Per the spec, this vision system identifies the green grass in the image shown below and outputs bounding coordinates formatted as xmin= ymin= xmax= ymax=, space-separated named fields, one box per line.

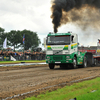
xmin=0 ymin=60 xmax=46 ymax=64
xmin=77 ymin=89 xmax=100 ymax=100
xmin=25 ymin=77 xmax=100 ymax=100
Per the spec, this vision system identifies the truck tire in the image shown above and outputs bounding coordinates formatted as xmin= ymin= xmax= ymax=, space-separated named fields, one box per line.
xmin=82 ymin=56 xmax=87 ymax=68
xmin=71 ymin=57 xmax=77 ymax=69
xmin=49 ymin=64 xmax=55 ymax=69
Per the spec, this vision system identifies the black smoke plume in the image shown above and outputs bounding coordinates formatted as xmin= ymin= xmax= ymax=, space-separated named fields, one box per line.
xmin=51 ymin=0 xmax=100 ymax=33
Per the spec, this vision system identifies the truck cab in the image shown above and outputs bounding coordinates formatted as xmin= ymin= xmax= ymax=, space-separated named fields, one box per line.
xmin=46 ymin=32 xmax=84 ymax=69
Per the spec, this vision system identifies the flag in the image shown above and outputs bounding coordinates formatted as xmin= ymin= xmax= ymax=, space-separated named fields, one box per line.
xmin=23 ymin=34 xmax=25 ymax=44
xmin=3 ymin=38 xmax=7 ymax=49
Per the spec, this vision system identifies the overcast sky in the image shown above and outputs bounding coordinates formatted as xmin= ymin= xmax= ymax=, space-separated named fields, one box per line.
xmin=0 ymin=0 xmax=99 ymax=49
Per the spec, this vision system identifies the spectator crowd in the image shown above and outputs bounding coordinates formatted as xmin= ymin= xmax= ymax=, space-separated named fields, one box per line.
xmin=0 ymin=49 xmax=46 ymax=61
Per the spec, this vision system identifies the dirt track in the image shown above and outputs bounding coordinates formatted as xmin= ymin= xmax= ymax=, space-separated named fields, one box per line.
xmin=0 ymin=65 xmax=100 ymax=100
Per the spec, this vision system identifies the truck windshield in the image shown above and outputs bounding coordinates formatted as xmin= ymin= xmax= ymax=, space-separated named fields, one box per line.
xmin=46 ymin=35 xmax=70 ymax=45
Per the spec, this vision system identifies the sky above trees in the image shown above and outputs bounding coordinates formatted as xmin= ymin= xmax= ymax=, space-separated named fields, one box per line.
xmin=0 ymin=0 xmax=100 ymax=47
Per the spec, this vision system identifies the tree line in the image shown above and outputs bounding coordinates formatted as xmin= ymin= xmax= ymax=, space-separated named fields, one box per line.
xmin=0 ymin=27 xmax=41 ymax=51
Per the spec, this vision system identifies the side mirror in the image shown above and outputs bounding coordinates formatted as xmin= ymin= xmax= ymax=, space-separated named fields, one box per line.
xmin=73 ymin=34 xmax=78 ymax=43
xmin=78 ymin=43 xmax=80 ymax=45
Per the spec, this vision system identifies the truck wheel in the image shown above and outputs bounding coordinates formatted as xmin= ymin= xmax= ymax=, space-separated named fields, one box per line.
xmin=82 ymin=56 xmax=87 ymax=68
xmin=49 ymin=64 xmax=55 ymax=69
xmin=71 ymin=57 xmax=77 ymax=69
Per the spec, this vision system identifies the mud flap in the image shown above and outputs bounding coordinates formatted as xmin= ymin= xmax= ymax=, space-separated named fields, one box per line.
xmin=86 ymin=52 xmax=94 ymax=67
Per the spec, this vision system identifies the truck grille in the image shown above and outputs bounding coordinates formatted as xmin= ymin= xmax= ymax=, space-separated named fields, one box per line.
xmin=53 ymin=56 xmax=63 ymax=61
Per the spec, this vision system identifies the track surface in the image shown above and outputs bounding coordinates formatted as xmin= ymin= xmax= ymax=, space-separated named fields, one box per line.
xmin=0 ymin=65 xmax=100 ymax=100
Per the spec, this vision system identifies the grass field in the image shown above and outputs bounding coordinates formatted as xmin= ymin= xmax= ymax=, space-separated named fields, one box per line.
xmin=0 ymin=60 xmax=46 ymax=64
xmin=25 ymin=77 xmax=100 ymax=100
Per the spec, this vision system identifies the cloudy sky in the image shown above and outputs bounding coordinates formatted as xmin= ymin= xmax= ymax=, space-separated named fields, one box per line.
xmin=0 ymin=0 xmax=99 ymax=49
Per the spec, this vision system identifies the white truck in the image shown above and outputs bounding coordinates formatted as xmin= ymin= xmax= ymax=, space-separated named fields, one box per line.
xmin=45 ymin=32 xmax=96 ymax=69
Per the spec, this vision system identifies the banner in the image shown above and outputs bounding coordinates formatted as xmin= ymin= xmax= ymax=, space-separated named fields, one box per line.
xmin=11 ymin=56 xmax=16 ymax=61
xmin=3 ymin=38 xmax=7 ymax=49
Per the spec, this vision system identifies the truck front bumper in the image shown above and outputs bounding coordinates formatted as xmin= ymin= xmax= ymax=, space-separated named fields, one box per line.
xmin=46 ymin=55 xmax=73 ymax=64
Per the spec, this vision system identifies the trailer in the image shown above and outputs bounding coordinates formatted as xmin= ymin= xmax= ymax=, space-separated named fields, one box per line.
xmin=79 ymin=40 xmax=100 ymax=66
xmin=45 ymin=32 xmax=96 ymax=69
xmin=93 ymin=39 xmax=100 ymax=65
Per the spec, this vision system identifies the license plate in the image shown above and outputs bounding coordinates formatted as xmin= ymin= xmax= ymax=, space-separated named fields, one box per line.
xmin=55 ymin=62 xmax=61 ymax=63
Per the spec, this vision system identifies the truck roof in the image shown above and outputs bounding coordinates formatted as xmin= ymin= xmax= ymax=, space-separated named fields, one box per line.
xmin=48 ymin=33 xmax=71 ymax=36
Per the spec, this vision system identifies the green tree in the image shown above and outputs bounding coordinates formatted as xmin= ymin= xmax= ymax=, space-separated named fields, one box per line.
xmin=7 ymin=30 xmax=22 ymax=51
xmin=0 ymin=27 xmax=7 ymax=49
xmin=21 ymin=29 xmax=41 ymax=50
xmin=7 ymin=29 xmax=41 ymax=51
